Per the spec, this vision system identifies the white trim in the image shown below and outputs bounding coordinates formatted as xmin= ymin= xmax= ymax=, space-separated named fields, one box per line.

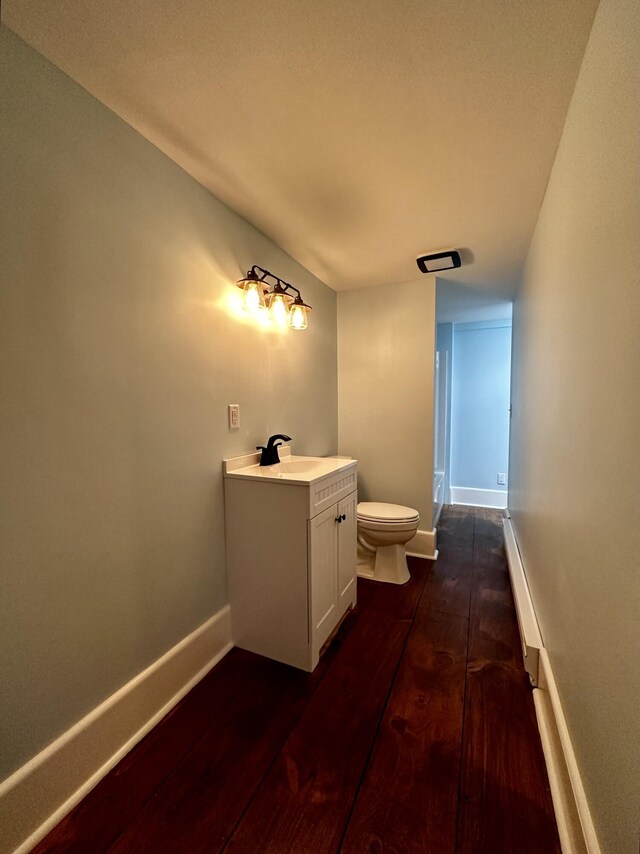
xmin=534 ymin=650 xmax=601 ymax=854
xmin=450 ymin=486 xmax=507 ymax=509
xmin=502 ymin=521 xmax=601 ymax=854
xmin=405 ymin=527 xmax=438 ymax=561
xmin=0 ymin=606 xmax=233 ymax=854
xmin=502 ymin=517 xmax=543 ymax=685
xmin=433 ymin=470 xmax=445 ymax=528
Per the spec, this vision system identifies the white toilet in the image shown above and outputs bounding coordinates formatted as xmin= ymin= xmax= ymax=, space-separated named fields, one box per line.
xmin=357 ymin=501 xmax=420 ymax=585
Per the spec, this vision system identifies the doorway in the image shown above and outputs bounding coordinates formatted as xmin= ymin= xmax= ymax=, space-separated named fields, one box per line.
xmin=435 ymin=318 xmax=512 ymax=511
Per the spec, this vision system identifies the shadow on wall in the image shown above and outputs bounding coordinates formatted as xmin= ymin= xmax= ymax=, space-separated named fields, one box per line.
xmin=436 ymin=279 xmax=513 ymax=325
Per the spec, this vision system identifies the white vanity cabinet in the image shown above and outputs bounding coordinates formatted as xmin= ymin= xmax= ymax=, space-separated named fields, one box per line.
xmin=223 ymin=451 xmax=357 ymax=672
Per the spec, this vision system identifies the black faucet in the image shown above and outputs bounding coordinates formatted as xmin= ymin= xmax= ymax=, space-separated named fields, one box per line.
xmin=256 ymin=434 xmax=292 ymax=466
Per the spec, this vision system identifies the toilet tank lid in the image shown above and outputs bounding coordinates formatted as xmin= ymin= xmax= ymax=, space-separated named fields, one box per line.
xmin=357 ymin=502 xmax=420 ymax=522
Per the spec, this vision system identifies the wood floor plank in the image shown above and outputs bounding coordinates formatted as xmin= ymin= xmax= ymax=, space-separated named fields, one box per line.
xmin=419 ymin=558 xmax=472 ymax=619
xmin=437 ymin=508 xmax=476 ymax=564
xmin=438 ymin=505 xmax=476 ymax=538
xmin=107 ymin=607 xmax=360 ymax=854
xmin=108 ymin=663 xmax=314 ymax=854
xmin=456 ymin=662 xmax=560 ymax=854
xmin=224 ymin=568 xmax=429 ymax=854
xmin=32 ymin=647 xmax=261 ymax=854
xmin=467 ymin=569 xmax=521 ymax=670
xmin=472 ymin=514 xmax=506 ymax=568
xmin=341 ymin=607 xmax=468 ymax=854
xmin=356 ymin=555 xmax=431 ymax=619
xmin=457 ymin=507 xmax=560 ymax=853
xmin=224 ymin=615 xmax=409 ymax=853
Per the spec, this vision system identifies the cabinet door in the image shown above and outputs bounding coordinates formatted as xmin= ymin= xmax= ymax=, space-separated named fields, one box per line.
xmin=309 ymin=504 xmax=338 ymax=651
xmin=337 ymin=492 xmax=357 ymax=609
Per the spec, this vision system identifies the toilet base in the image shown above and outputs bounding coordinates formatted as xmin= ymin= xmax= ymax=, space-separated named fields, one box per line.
xmin=357 ymin=543 xmax=410 ymax=585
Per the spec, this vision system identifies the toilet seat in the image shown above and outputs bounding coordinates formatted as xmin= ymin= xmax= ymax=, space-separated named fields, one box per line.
xmin=357 ymin=501 xmax=419 ymax=524
xmin=358 ymin=517 xmax=419 ymax=535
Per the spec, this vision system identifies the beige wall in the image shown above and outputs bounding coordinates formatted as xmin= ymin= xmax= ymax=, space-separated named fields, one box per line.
xmin=0 ymin=29 xmax=338 ymax=780
xmin=337 ymin=279 xmax=436 ymax=528
xmin=508 ymin=1 xmax=640 ymax=851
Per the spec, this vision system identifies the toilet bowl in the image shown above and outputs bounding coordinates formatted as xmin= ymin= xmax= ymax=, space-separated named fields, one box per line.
xmin=357 ymin=502 xmax=420 ymax=585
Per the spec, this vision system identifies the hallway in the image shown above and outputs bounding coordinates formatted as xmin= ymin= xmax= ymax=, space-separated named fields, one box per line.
xmin=36 ymin=506 xmax=559 ymax=853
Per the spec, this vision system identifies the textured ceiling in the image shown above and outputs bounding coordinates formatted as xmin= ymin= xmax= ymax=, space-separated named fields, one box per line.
xmin=5 ymin=0 xmax=597 ymax=294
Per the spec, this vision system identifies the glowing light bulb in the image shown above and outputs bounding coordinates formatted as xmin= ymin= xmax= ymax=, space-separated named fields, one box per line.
xmin=289 ymin=302 xmax=309 ymax=330
xmin=290 ymin=305 xmax=304 ymax=329
xmin=270 ymin=293 xmax=289 ymax=326
xmin=243 ymin=281 xmax=261 ymax=313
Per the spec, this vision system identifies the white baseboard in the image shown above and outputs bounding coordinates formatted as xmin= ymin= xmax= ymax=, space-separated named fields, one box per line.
xmin=502 ymin=517 xmax=543 ymax=686
xmin=405 ymin=527 xmax=438 ymax=561
xmin=502 ymin=520 xmax=601 ymax=854
xmin=0 ymin=605 xmax=233 ymax=854
xmin=534 ymin=650 xmax=601 ymax=854
xmin=450 ymin=486 xmax=507 ymax=509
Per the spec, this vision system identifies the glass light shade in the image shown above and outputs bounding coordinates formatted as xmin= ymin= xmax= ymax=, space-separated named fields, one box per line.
xmin=268 ymin=292 xmax=290 ymax=326
xmin=237 ymin=277 xmax=267 ymax=313
xmin=289 ymin=302 xmax=310 ymax=330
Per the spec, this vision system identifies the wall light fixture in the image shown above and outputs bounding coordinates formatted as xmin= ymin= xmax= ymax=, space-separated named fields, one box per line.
xmin=235 ymin=266 xmax=312 ymax=330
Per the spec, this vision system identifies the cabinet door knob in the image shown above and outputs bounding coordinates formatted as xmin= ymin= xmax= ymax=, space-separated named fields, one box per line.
xmin=341 ymin=514 xmax=346 ymax=521
xmin=335 ymin=516 xmax=342 ymax=523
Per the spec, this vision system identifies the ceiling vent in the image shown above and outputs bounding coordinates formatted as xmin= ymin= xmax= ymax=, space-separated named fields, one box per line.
xmin=416 ymin=249 xmax=461 ymax=274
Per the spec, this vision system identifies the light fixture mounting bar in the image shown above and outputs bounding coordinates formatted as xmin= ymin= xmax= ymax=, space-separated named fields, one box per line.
xmin=248 ymin=265 xmax=302 ymax=301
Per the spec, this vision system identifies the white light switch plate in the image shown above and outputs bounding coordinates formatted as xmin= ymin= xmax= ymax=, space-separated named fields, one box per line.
xmin=497 ymin=472 xmax=506 ymax=485
xmin=228 ymin=404 xmax=240 ymax=430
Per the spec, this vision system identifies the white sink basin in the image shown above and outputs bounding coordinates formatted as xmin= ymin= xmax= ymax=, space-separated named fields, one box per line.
xmin=224 ymin=452 xmax=356 ymax=484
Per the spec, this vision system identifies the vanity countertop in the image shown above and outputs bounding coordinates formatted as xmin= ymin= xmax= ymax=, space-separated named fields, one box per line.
xmin=223 ymin=448 xmax=356 ymax=485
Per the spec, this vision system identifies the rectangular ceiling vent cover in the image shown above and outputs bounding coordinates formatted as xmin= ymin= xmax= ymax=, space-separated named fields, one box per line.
xmin=416 ymin=249 xmax=461 ymax=274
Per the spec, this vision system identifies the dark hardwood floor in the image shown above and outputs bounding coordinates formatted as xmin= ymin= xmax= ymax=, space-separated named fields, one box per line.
xmin=35 ymin=506 xmax=559 ymax=853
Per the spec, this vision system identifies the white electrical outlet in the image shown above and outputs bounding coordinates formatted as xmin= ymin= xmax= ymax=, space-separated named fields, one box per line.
xmin=228 ymin=404 xmax=240 ymax=431
xmin=497 ymin=472 xmax=506 ymax=486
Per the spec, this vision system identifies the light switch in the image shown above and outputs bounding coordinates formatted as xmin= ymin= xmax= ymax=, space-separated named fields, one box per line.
xmin=228 ymin=404 xmax=240 ymax=431
xmin=497 ymin=472 xmax=506 ymax=486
